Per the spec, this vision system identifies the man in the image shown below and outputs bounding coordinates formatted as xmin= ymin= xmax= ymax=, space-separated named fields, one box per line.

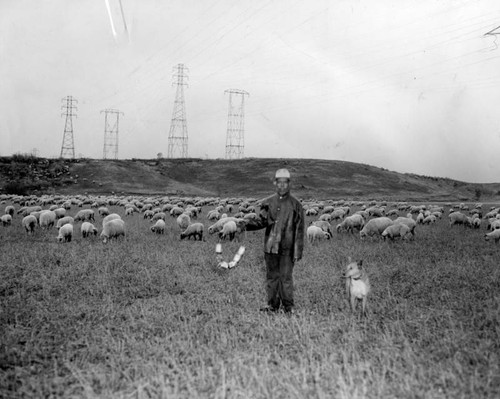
xmin=246 ymin=168 xmax=305 ymax=314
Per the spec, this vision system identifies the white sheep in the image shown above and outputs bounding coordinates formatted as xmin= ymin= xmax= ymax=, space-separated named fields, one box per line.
xmin=1 ymin=214 xmax=12 ymax=226
xmin=489 ymin=219 xmax=500 ymax=231
xmin=336 ymin=214 xmax=365 ymax=233
xmin=359 ymin=217 xmax=393 ymax=238
xmin=101 ymin=219 xmax=125 ymax=243
xmin=57 ymin=223 xmax=73 ymax=242
xmin=98 ymin=207 xmax=110 ymax=217
xmin=381 ymin=223 xmax=412 ymax=240
xmin=22 ymin=214 xmax=37 ymax=234
xmin=393 ymin=217 xmax=417 ymax=235
xmin=416 ymin=212 xmax=425 ymax=224
xmin=219 ymin=221 xmax=238 ymax=241
xmin=102 ymin=213 xmax=122 ymax=227
xmin=53 ymin=207 xmax=66 ymax=219
xmin=39 ymin=210 xmax=57 ymax=229
xmin=180 ymin=223 xmax=204 ymax=241
xmin=422 ymin=215 xmax=437 ymax=225
xmin=151 ymin=212 xmax=167 ymax=222
xmin=151 ymin=219 xmax=166 ymax=234
xmin=81 ymin=222 xmax=98 ymax=238
xmin=485 ymin=229 xmax=500 ymax=243
xmin=5 ymin=205 xmax=15 ymax=216
xmin=306 ymin=225 xmax=330 ymax=244
xmin=74 ymin=209 xmax=95 ymax=222
xmin=449 ymin=211 xmax=470 ymax=227
xmin=56 ymin=216 xmax=75 ymax=229
xmin=310 ymin=220 xmax=333 ymax=237
xmin=177 ymin=213 xmax=191 ymax=230
xmin=208 ymin=217 xmax=243 ymax=235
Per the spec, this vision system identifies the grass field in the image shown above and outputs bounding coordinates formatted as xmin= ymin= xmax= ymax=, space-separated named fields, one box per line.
xmin=1 ymin=201 xmax=500 ymax=398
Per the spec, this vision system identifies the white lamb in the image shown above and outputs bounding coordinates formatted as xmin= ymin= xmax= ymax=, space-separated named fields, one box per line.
xmin=360 ymin=217 xmax=393 ymax=238
xmin=381 ymin=223 xmax=412 ymax=240
xmin=101 ymin=219 xmax=126 ymax=243
xmin=57 ymin=223 xmax=73 ymax=242
xmin=180 ymin=223 xmax=204 ymax=241
xmin=81 ymin=222 xmax=98 ymax=238
xmin=22 ymin=214 xmax=37 ymax=234
xmin=5 ymin=205 xmax=15 ymax=216
xmin=306 ymin=225 xmax=330 ymax=244
xmin=1 ymin=214 xmax=12 ymax=226
xmin=151 ymin=219 xmax=166 ymax=234
xmin=485 ymin=229 xmax=500 ymax=243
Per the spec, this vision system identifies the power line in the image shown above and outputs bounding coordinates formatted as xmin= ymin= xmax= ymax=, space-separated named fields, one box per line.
xmin=60 ymin=96 xmax=78 ymax=159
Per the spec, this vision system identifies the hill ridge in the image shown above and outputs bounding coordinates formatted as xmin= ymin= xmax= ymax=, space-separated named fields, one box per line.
xmin=1 ymin=155 xmax=499 ymax=201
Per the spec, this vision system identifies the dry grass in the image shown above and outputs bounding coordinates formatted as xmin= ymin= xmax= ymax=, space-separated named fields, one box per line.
xmin=1 ymin=202 xmax=500 ymax=398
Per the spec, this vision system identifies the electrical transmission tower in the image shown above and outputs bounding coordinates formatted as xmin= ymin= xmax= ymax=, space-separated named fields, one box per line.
xmin=225 ymin=89 xmax=249 ymax=159
xmin=101 ymin=109 xmax=124 ymax=159
xmin=167 ymin=64 xmax=189 ymax=158
xmin=60 ymin=96 xmax=78 ymax=158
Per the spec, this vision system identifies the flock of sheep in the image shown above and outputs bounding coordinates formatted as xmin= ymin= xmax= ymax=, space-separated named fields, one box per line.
xmin=2 ymin=194 xmax=500 ymax=247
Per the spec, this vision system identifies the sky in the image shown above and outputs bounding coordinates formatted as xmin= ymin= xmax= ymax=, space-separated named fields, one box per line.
xmin=1 ymin=0 xmax=500 ymax=183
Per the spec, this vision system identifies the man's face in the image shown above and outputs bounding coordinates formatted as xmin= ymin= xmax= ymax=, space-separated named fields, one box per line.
xmin=275 ymin=178 xmax=290 ymax=196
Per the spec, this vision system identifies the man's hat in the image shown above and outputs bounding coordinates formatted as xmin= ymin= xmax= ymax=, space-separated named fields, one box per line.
xmin=275 ymin=168 xmax=291 ymax=180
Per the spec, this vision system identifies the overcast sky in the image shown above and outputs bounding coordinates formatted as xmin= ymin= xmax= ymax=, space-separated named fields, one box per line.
xmin=1 ymin=0 xmax=500 ymax=182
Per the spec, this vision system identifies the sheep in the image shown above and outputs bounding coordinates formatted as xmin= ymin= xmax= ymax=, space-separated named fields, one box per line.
xmin=74 ymin=209 xmax=95 ymax=223
xmin=177 ymin=213 xmax=191 ymax=230
xmin=151 ymin=219 xmax=166 ymax=234
xmin=310 ymin=220 xmax=333 ymax=237
xmin=449 ymin=211 xmax=470 ymax=227
xmin=101 ymin=219 xmax=125 ymax=243
xmin=359 ymin=217 xmax=393 ymax=238
xmin=219 ymin=221 xmax=238 ymax=241
xmin=22 ymin=215 xmax=37 ymax=234
xmin=169 ymin=207 xmax=184 ymax=217
xmin=381 ymin=223 xmax=412 ymax=240
xmin=393 ymin=217 xmax=417 ymax=235
xmin=180 ymin=222 xmax=204 ymax=241
xmin=102 ymin=213 xmax=122 ymax=227
xmin=485 ymin=229 xmax=500 ymax=243
xmin=125 ymin=207 xmax=135 ymax=217
xmin=416 ymin=212 xmax=425 ymax=224
xmin=422 ymin=215 xmax=437 ymax=225
xmin=1 ymin=214 xmax=12 ymax=226
xmin=318 ymin=213 xmax=332 ymax=222
xmin=53 ymin=207 xmax=66 ymax=219
xmin=151 ymin=212 xmax=167 ymax=222
xmin=98 ymin=207 xmax=110 ymax=217
xmin=57 ymin=223 xmax=73 ymax=242
xmin=5 ymin=205 xmax=15 ymax=216
xmin=143 ymin=210 xmax=155 ymax=219
xmin=81 ymin=222 xmax=98 ymax=238
xmin=336 ymin=214 xmax=365 ymax=233
xmin=489 ymin=219 xmax=500 ymax=231
xmin=39 ymin=210 xmax=57 ymax=229
xmin=208 ymin=217 xmax=244 ymax=235
xmin=56 ymin=216 xmax=75 ymax=229
xmin=306 ymin=225 xmax=330 ymax=244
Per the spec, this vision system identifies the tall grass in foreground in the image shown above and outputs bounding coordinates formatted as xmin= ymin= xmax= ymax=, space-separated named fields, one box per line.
xmin=1 ymin=204 xmax=500 ymax=398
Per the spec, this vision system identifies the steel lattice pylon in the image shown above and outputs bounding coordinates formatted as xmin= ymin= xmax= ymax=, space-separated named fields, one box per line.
xmin=60 ymin=96 xmax=78 ymax=158
xmin=225 ymin=89 xmax=249 ymax=160
xmin=167 ymin=64 xmax=189 ymax=158
xmin=102 ymin=109 xmax=124 ymax=160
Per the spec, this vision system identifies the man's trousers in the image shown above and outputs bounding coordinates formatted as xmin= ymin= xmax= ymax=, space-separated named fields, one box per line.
xmin=264 ymin=253 xmax=295 ymax=311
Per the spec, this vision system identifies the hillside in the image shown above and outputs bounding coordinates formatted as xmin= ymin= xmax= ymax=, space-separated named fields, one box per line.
xmin=1 ymin=155 xmax=499 ymax=202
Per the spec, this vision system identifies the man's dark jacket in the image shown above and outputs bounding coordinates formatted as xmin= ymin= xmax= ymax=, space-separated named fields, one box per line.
xmin=246 ymin=192 xmax=305 ymax=259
